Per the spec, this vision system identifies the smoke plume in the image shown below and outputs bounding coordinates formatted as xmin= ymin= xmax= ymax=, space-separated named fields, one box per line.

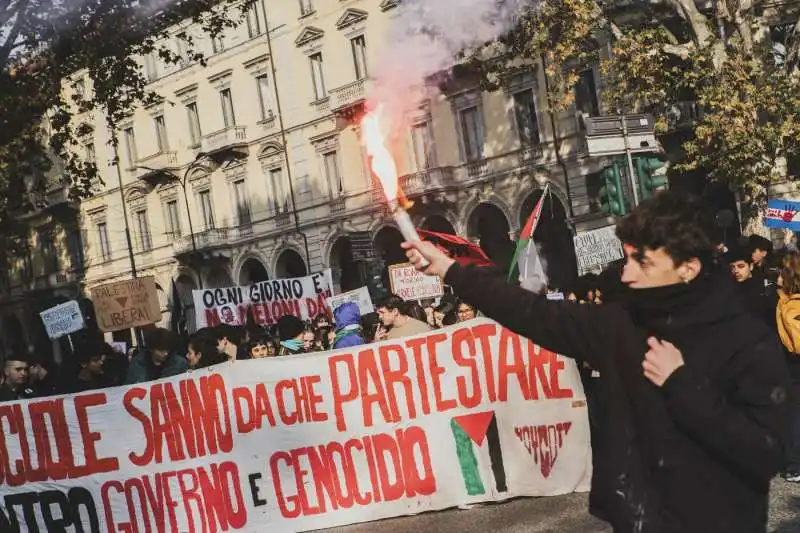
xmin=367 ymin=0 xmax=529 ymax=133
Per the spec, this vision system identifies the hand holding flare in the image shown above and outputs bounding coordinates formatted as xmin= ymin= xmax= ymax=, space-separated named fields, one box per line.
xmin=362 ymin=106 xmax=429 ymax=267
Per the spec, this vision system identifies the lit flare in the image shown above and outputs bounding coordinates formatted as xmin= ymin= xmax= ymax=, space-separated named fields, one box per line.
xmin=361 ymin=105 xmax=427 ymax=266
xmin=362 ymin=106 xmax=412 ymax=208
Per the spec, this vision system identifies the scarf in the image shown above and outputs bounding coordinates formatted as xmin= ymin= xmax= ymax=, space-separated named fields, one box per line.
xmin=280 ymin=338 xmax=304 ymax=353
xmin=333 ymin=324 xmax=362 ymax=347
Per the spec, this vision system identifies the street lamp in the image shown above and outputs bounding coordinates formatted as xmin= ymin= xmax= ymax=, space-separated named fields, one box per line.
xmin=135 ymin=151 xmax=207 ymax=288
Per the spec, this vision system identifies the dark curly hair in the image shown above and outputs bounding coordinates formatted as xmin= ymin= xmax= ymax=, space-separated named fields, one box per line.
xmin=615 ymin=191 xmax=716 ymax=268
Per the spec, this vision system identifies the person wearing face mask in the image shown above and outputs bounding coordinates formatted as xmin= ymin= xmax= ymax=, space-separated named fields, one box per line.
xmin=402 ymin=191 xmax=790 ymax=533
xmin=277 ymin=315 xmax=306 ymax=356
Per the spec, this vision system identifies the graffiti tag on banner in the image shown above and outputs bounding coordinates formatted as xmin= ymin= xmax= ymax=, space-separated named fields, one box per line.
xmin=573 ymin=226 xmax=624 ymax=275
xmin=90 ymin=277 xmax=161 ymax=332
xmin=327 ymin=286 xmax=375 ymax=315
xmin=193 ymin=269 xmax=334 ymax=328
xmin=0 ymin=319 xmax=591 ymax=533
xmin=39 ymin=300 xmax=84 ymax=340
xmin=389 ymin=263 xmax=444 ymax=301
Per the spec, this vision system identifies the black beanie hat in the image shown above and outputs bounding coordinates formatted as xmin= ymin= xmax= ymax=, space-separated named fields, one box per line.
xmin=277 ymin=315 xmax=304 ymax=340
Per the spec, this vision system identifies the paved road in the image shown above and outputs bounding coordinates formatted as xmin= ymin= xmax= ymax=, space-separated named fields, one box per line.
xmin=322 ymin=480 xmax=800 ymax=533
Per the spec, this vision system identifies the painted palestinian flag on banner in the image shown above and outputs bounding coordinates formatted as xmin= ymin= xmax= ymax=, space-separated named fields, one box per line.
xmin=508 ymin=183 xmax=549 ymax=292
xmin=450 ymin=411 xmax=507 ymax=496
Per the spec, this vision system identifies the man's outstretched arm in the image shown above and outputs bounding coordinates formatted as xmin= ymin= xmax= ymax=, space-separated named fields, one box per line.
xmin=404 ymin=241 xmax=608 ymax=366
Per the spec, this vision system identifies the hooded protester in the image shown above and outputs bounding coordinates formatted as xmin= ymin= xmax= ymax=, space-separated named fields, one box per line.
xmin=277 ymin=315 xmax=305 ymax=356
xmin=332 ymin=302 xmax=366 ymax=350
xmin=402 ymin=191 xmax=790 ymax=533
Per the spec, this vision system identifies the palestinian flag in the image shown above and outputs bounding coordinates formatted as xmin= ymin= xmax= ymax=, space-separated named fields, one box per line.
xmin=508 ymin=183 xmax=549 ymax=292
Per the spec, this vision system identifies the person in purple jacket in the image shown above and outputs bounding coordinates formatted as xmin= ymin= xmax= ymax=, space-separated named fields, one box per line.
xmin=332 ymin=302 xmax=366 ymax=349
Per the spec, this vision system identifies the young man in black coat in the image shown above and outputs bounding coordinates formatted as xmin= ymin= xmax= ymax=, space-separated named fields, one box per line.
xmin=403 ymin=191 xmax=790 ymax=533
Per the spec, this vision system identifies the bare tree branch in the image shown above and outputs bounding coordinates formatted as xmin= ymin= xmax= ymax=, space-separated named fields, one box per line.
xmin=665 ymin=0 xmax=715 ymax=46
xmin=0 ymin=0 xmax=28 ymax=68
xmin=663 ymin=42 xmax=694 ymax=59
xmin=733 ymin=0 xmax=755 ymax=54
xmin=786 ymin=16 xmax=800 ymax=73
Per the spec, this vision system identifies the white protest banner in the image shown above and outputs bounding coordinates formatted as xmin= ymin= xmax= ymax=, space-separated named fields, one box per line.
xmin=389 ymin=262 xmax=444 ymax=300
xmin=39 ymin=300 xmax=84 ymax=340
xmin=573 ymin=225 xmax=624 ymax=275
xmin=193 ymin=269 xmax=334 ymax=328
xmin=327 ymin=286 xmax=375 ymax=316
xmin=0 ymin=319 xmax=591 ymax=533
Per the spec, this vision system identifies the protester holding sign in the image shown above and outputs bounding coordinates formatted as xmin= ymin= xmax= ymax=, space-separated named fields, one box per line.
xmin=403 ymin=191 xmax=791 ymax=533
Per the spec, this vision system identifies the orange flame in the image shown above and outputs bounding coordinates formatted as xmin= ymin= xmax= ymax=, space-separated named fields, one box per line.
xmin=362 ymin=106 xmax=412 ymax=208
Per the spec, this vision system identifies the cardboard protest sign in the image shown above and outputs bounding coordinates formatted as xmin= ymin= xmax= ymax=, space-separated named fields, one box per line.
xmin=39 ymin=300 xmax=84 ymax=340
xmin=573 ymin=225 xmax=624 ymax=275
xmin=327 ymin=286 xmax=375 ymax=316
xmin=193 ymin=270 xmax=334 ymax=328
xmin=90 ymin=276 xmax=161 ymax=332
xmin=0 ymin=319 xmax=591 ymax=533
xmin=389 ymin=263 xmax=444 ymax=300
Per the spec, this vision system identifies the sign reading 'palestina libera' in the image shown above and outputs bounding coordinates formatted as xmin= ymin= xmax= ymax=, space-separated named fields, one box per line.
xmin=0 ymin=319 xmax=591 ymax=532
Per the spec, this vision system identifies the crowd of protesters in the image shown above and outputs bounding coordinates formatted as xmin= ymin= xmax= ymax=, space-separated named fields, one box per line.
xmin=0 ymin=292 xmax=482 ymax=402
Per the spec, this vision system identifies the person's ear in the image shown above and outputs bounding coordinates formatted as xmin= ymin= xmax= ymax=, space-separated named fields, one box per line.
xmin=677 ymin=258 xmax=702 ymax=283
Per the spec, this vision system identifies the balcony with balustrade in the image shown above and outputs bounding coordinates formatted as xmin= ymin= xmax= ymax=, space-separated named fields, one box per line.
xmin=329 ymin=79 xmax=366 ymax=117
xmin=202 ymin=126 xmax=248 ymax=160
xmin=399 ymin=167 xmax=457 ymax=196
xmin=172 ymin=228 xmax=232 ymax=260
xmin=131 ymin=151 xmax=178 ymax=183
xmin=454 ymin=145 xmax=547 ymax=183
xmin=330 ymin=196 xmax=347 ymax=215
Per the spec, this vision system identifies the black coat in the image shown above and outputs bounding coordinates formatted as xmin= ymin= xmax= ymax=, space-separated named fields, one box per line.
xmin=445 ymin=264 xmax=790 ymax=533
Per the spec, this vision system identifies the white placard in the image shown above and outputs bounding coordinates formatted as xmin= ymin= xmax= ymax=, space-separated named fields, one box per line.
xmin=388 ymin=263 xmax=444 ymax=301
xmin=327 ymin=287 xmax=375 ymax=316
xmin=39 ymin=300 xmax=84 ymax=340
xmin=573 ymin=226 xmax=624 ymax=275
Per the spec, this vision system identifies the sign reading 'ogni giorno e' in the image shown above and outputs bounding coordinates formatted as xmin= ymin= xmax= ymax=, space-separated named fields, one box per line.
xmin=192 ymin=270 xmax=334 ymax=328
xmin=0 ymin=319 xmax=591 ymax=533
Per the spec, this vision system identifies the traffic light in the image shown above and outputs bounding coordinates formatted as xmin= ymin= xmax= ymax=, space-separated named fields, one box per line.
xmin=636 ymin=156 xmax=668 ymax=200
xmin=599 ymin=161 xmax=627 ymax=216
